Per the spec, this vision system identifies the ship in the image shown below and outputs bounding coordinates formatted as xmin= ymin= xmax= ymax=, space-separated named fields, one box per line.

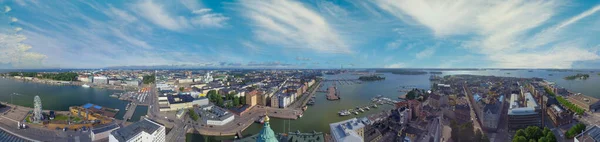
xmin=82 ymin=84 xmax=90 ymax=88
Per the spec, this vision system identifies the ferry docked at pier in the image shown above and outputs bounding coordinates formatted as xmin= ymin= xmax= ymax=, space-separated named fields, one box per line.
xmin=82 ymin=84 xmax=90 ymax=88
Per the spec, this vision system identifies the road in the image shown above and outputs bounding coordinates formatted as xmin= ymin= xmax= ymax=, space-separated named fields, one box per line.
xmin=463 ymin=85 xmax=484 ymax=134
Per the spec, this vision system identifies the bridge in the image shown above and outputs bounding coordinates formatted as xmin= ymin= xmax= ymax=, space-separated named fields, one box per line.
xmin=122 ymin=103 xmax=138 ymax=120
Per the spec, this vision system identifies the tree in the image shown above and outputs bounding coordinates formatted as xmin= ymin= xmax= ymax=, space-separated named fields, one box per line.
xmin=566 ymin=123 xmax=586 ymax=138
xmin=233 ymin=97 xmax=240 ymax=106
xmin=513 ymin=136 xmax=527 ymax=142
xmin=516 ymin=129 xmax=526 ymax=138
xmin=537 ymin=137 xmax=547 ymax=142
xmin=240 ymin=96 xmax=246 ymax=105
xmin=179 ymin=87 xmax=185 ymax=92
xmin=142 ymin=75 xmax=155 ymax=84
xmin=187 ymin=109 xmax=199 ymax=121
xmin=525 ymin=126 xmax=542 ymax=140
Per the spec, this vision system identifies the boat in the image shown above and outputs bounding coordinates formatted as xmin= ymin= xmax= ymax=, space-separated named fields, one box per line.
xmin=373 ymin=104 xmax=378 ymax=108
xmin=298 ymin=114 xmax=303 ymax=118
xmin=82 ymin=84 xmax=90 ymax=88
xmin=256 ymin=116 xmax=265 ymax=123
xmin=339 ymin=110 xmax=351 ymax=116
xmin=353 ymin=111 xmax=359 ymax=115
xmin=365 ymin=106 xmax=370 ymax=110
xmin=109 ymin=94 xmax=118 ymax=98
xmin=302 ymin=106 xmax=308 ymax=111
xmin=358 ymin=108 xmax=364 ymax=112
xmin=125 ymin=103 xmax=130 ymax=111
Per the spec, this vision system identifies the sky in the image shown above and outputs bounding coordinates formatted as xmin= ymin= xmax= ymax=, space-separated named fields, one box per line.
xmin=1 ymin=0 xmax=600 ymax=69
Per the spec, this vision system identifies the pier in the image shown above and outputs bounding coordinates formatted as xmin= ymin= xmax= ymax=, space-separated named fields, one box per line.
xmin=122 ymin=103 xmax=138 ymax=120
xmin=326 ymin=85 xmax=340 ymax=100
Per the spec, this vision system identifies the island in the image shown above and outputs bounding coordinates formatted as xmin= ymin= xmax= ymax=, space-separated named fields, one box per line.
xmin=358 ymin=75 xmax=385 ymax=81
xmin=564 ymin=73 xmax=590 ymax=80
xmin=375 ymin=69 xmax=428 ymax=75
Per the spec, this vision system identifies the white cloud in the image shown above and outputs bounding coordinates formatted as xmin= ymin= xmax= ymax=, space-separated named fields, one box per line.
xmin=4 ymin=6 xmax=11 ymax=13
xmin=240 ymin=0 xmax=351 ymax=54
xmin=385 ymin=39 xmax=402 ymax=50
xmin=374 ymin=0 xmax=600 ymax=68
xmin=0 ymin=34 xmax=46 ymax=68
xmin=556 ymin=5 xmax=600 ymax=30
xmin=133 ymin=0 xmax=228 ymax=31
xmin=416 ymin=47 xmax=435 ymax=59
xmin=134 ymin=0 xmax=187 ymax=31
xmin=384 ymin=62 xmax=405 ymax=68
xmin=318 ymin=1 xmax=349 ymax=18
xmin=192 ymin=9 xmax=212 ymax=15
xmin=191 ymin=12 xmax=229 ymax=28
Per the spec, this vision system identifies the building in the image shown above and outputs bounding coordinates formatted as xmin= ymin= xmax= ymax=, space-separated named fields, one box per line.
xmin=78 ymin=76 xmax=92 ymax=82
xmin=329 ymin=118 xmax=365 ymax=142
xmin=454 ymin=104 xmax=471 ymax=124
xmin=158 ymin=95 xmax=208 ymax=111
xmin=256 ymin=115 xmax=279 ymax=142
xmin=575 ymin=125 xmax=600 ymax=142
xmin=69 ymin=103 xmax=117 ymax=124
xmin=109 ymin=118 xmax=165 ymax=142
xmin=246 ymin=90 xmax=258 ymax=107
xmin=508 ymin=93 xmax=541 ymax=130
xmin=91 ymin=123 xmax=120 ymax=141
xmin=123 ymin=80 xmax=140 ymax=87
xmin=482 ymin=103 xmax=501 ymax=131
xmin=199 ymin=105 xmax=234 ymax=126
xmin=178 ymin=78 xmax=194 ymax=84
xmin=93 ymin=76 xmax=108 ymax=85
xmin=547 ymin=104 xmax=572 ymax=126
xmin=567 ymin=94 xmax=600 ymax=112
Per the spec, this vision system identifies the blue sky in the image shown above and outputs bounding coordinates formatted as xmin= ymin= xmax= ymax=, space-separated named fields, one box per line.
xmin=1 ymin=0 xmax=600 ymax=69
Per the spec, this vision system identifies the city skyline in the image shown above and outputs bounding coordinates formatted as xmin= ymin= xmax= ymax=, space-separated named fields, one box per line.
xmin=1 ymin=0 xmax=600 ymax=69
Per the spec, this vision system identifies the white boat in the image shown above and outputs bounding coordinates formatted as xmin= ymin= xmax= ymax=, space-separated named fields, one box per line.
xmin=339 ymin=110 xmax=351 ymax=116
xmin=365 ymin=107 xmax=370 ymax=110
xmin=82 ymin=84 xmax=90 ymax=88
xmin=359 ymin=108 xmax=364 ymax=112
xmin=353 ymin=111 xmax=359 ymax=115
xmin=373 ymin=104 xmax=378 ymax=108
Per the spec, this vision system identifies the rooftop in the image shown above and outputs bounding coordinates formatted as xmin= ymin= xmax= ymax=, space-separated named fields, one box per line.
xmin=508 ymin=93 xmax=539 ymax=115
xmin=329 ymin=118 xmax=365 ymax=142
xmin=576 ymin=125 xmax=600 ymax=142
xmin=110 ymin=118 xmax=164 ymax=141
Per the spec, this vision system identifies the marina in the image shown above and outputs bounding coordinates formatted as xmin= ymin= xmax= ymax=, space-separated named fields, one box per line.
xmin=337 ymin=96 xmax=395 ymax=116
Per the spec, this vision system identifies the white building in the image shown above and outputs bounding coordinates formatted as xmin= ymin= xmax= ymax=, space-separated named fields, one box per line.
xmin=109 ymin=118 xmax=165 ymax=142
xmin=91 ymin=123 xmax=120 ymax=141
xmin=329 ymin=118 xmax=365 ymax=142
xmin=200 ymin=105 xmax=235 ymax=126
xmin=158 ymin=95 xmax=209 ymax=112
xmin=178 ymin=78 xmax=194 ymax=84
xmin=78 ymin=76 xmax=92 ymax=83
xmin=93 ymin=76 xmax=108 ymax=85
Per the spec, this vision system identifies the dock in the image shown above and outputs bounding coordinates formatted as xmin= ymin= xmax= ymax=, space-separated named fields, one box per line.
xmin=326 ymin=85 xmax=340 ymax=100
xmin=122 ymin=103 xmax=138 ymax=120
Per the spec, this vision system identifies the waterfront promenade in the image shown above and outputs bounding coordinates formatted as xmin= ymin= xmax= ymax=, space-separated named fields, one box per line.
xmin=0 ymin=103 xmax=90 ymax=142
xmin=196 ymin=81 xmax=321 ymax=136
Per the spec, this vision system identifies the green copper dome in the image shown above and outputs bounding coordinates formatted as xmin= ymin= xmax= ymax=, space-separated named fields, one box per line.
xmin=256 ymin=115 xmax=278 ymax=142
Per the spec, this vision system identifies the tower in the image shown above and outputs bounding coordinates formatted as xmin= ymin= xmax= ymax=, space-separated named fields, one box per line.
xmin=33 ymin=95 xmax=42 ymax=123
xmin=256 ymin=113 xmax=278 ymax=142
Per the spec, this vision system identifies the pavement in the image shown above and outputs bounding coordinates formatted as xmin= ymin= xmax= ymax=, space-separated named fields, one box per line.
xmin=0 ymin=105 xmax=91 ymax=142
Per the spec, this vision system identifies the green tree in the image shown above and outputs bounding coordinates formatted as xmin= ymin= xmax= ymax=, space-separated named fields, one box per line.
xmin=179 ymin=87 xmax=185 ymax=92
xmin=516 ymin=129 xmax=526 ymax=138
xmin=142 ymin=75 xmax=155 ymax=84
xmin=566 ymin=123 xmax=586 ymax=138
xmin=187 ymin=109 xmax=199 ymax=121
xmin=545 ymin=132 xmax=556 ymax=142
xmin=513 ymin=136 xmax=527 ymax=142
xmin=525 ymin=126 xmax=542 ymax=140
xmin=233 ymin=97 xmax=240 ymax=106
xmin=240 ymin=96 xmax=246 ymax=105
